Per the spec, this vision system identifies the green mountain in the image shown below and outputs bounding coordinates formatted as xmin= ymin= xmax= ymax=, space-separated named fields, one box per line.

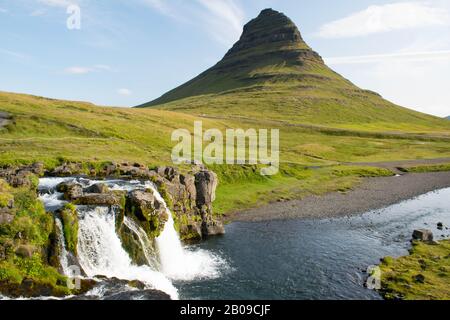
xmin=138 ymin=9 xmax=450 ymax=134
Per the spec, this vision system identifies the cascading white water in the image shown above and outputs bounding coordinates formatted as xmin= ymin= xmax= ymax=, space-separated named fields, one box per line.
xmin=38 ymin=177 xmax=228 ymax=299
xmin=76 ymin=206 xmax=179 ymax=299
xmin=150 ymin=185 xmax=227 ymax=281
xmin=54 ymin=218 xmax=71 ymax=276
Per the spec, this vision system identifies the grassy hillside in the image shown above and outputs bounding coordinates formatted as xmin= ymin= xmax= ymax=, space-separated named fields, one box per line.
xmin=139 ymin=9 xmax=450 ymax=135
xmin=1 ymin=90 xmax=450 ymax=215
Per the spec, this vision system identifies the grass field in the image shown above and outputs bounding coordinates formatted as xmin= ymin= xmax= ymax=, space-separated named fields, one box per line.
xmin=380 ymin=240 xmax=450 ymax=300
xmin=1 ymin=91 xmax=450 ymax=215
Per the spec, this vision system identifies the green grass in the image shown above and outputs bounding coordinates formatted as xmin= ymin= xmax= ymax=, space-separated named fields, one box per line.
xmin=212 ymin=164 xmax=390 ymax=216
xmin=0 ymin=174 xmax=72 ymax=296
xmin=1 ymin=90 xmax=450 ymax=216
xmin=398 ymin=163 xmax=450 ymax=173
xmin=379 ymin=240 xmax=450 ymax=300
xmin=60 ymin=203 xmax=78 ymax=255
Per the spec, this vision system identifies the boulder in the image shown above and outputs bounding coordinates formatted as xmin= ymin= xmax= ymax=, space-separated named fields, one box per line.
xmin=85 ymin=183 xmax=109 ymax=194
xmin=56 ymin=182 xmax=83 ymax=200
xmin=75 ymin=193 xmax=121 ymax=206
xmin=194 ymin=170 xmax=218 ymax=207
xmin=202 ymin=219 xmax=225 ymax=237
xmin=15 ymin=245 xmax=36 ymax=259
xmin=178 ymin=220 xmax=203 ymax=241
xmin=156 ymin=166 xmax=179 ymax=181
xmin=51 ymin=163 xmax=83 ymax=176
xmin=412 ymin=229 xmax=434 ymax=242
xmin=0 ymin=209 xmax=14 ymax=225
xmin=124 ymin=190 xmax=168 ymax=238
xmin=126 ymin=190 xmax=166 ymax=222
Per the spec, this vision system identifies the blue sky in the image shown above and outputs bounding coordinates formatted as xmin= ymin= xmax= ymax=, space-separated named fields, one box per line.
xmin=0 ymin=0 xmax=449 ymax=116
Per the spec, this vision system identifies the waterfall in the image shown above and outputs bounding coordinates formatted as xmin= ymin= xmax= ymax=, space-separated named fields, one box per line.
xmin=149 ymin=185 xmax=226 ymax=281
xmin=38 ymin=177 xmax=228 ymax=300
xmin=54 ymin=218 xmax=71 ymax=276
xmin=76 ymin=206 xmax=179 ymax=299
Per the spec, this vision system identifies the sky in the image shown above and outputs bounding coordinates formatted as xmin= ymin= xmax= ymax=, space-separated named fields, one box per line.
xmin=0 ymin=0 xmax=449 ymax=117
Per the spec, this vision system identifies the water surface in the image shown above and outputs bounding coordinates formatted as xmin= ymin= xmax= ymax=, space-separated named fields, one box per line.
xmin=178 ymin=188 xmax=450 ymax=300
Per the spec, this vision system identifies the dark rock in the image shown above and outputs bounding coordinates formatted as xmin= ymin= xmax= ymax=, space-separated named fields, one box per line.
xmin=0 ymin=210 xmax=14 ymax=225
xmin=437 ymin=222 xmax=444 ymax=230
xmin=202 ymin=219 xmax=225 ymax=237
xmin=124 ymin=190 xmax=168 ymax=238
xmin=85 ymin=183 xmax=110 ymax=194
xmin=69 ymin=277 xmax=171 ymax=300
xmin=413 ymin=274 xmax=426 ymax=284
xmin=57 ymin=182 xmax=83 ymax=200
xmin=156 ymin=166 xmax=179 ymax=181
xmin=194 ymin=170 xmax=218 ymax=207
xmin=178 ymin=220 xmax=203 ymax=241
xmin=412 ymin=229 xmax=434 ymax=242
xmin=15 ymin=245 xmax=36 ymax=259
xmin=126 ymin=190 xmax=167 ymax=222
xmin=118 ymin=164 xmax=151 ymax=178
xmin=75 ymin=193 xmax=121 ymax=206
xmin=51 ymin=163 xmax=83 ymax=176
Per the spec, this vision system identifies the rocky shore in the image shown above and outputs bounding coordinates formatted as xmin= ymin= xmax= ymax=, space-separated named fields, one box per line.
xmin=232 ymin=171 xmax=450 ymax=222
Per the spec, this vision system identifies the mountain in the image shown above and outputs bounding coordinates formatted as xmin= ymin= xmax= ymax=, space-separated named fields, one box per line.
xmin=446 ymin=116 xmax=450 ymax=120
xmin=138 ymin=9 xmax=450 ymax=133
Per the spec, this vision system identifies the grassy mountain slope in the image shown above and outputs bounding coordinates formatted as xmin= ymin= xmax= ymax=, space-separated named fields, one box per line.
xmin=1 ymin=90 xmax=449 ymax=168
xmin=1 ymin=90 xmax=450 ymax=214
xmin=139 ymin=9 xmax=450 ymax=135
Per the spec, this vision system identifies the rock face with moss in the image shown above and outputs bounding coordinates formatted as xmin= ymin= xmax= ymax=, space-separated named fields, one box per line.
xmin=125 ymin=190 xmax=168 ymax=239
xmin=0 ymin=172 xmax=77 ymax=297
xmin=152 ymin=166 xmax=225 ymax=241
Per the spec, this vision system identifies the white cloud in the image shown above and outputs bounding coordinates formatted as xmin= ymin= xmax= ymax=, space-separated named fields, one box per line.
xmin=64 ymin=64 xmax=113 ymax=75
xmin=118 ymin=88 xmax=132 ymax=96
xmin=196 ymin=0 xmax=245 ymax=45
xmin=0 ymin=48 xmax=30 ymax=60
xmin=141 ymin=0 xmax=245 ymax=46
xmin=141 ymin=0 xmax=173 ymax=17
xmin=37 ymin=0 xmax=75 ymax=7
xmin=318 ymin=2 xmax=450 ymax=38
xmin=325 ymin=50 xmax=450 ymax=65
xmin=30 ymin=9 xmax=47 ymax=16
xmin=64 ymin=66 xmax=92 ymax=74
xmin=94 ymin=64 xmax=112 ymax=71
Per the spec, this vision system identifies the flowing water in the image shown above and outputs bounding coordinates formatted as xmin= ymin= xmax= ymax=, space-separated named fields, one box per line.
xmin=178 ymin=188 xmax=450 ymax=300
xmin=37 ymin=178 xmax=450 ymax=300
xmin=38 ymin=177 xmax=227 ymax=300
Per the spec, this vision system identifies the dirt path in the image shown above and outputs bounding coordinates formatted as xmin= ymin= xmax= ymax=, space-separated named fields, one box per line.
xmin=343 ymin=158 xmax=450 ymax=174
xmin=232 ymin=171 xmax=450 ymax=222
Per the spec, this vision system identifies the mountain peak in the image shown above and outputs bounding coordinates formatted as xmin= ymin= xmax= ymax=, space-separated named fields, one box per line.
xmin=222 ymin=8 xmax=312 ymax=62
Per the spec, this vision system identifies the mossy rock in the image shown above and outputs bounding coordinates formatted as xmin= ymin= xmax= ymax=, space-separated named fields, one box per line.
xmin=59 ymin=204 xmax=78 ymax=255
xmin=118 ymin=223 xmax=149 ymax=266
xmin=0 ymin=179 xmax=14 ymax=208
